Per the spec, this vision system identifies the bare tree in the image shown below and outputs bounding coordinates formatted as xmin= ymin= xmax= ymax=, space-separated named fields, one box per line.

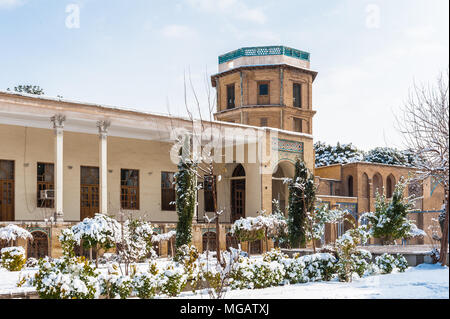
xmin=181 ymin=68 xmax=226 ymax=264
xmin=396 ymin=70 xmax=449 ymax=266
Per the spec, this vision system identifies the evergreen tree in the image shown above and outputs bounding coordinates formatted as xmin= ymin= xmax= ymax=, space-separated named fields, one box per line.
xmin=287 ymin=159 xmax=316 ymax=248
xmin=362 ymin=177 xmax=417 ymax=244
xmin=174 ymin=142 xmax=197 ymax=249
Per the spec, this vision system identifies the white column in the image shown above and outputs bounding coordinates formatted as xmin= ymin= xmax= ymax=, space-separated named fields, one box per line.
xmin=97 ymin=120 xmax=110 ymax=215
xmin=51 ymin=114 xmax=65 ymax=222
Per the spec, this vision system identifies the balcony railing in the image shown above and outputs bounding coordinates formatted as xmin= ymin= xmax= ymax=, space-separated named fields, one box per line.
xmin=219 ymin=46 xmax=310 ymax=64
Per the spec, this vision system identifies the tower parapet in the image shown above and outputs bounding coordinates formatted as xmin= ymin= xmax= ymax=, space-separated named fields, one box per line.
xmin=211 ymin=46 xmax=317 ymax=134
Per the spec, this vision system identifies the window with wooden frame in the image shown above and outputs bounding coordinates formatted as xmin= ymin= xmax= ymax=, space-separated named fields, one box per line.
xmin=293 ymin=118 xmax=303 ymax=133
xmin=161 ymin=172 xmax=176 ymax=211
xmin=293 ymin=83 xmax=302 ymax=108
xmin=204 ymin=175 xmax=216 ymax=212
xmin=226 ymin=84 xmax=235 ymax=109
xmin=120 ymin=169 xmax=139 ymax=210
xmin=37 ymin=162 xmax=54 ymax=208
xmin=257 ymin=81 xmax=270 ymax=105
xmin=260 ymin=117 xmax=268 ymax=127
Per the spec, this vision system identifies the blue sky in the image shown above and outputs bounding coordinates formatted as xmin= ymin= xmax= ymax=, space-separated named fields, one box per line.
xmin=0 ymin=0 xmax=448 ymax=150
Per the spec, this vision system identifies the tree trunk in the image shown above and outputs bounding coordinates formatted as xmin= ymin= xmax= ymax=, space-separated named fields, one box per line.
xmin=215 ymin=217 xmax=221 ymax=264
xmin=438 ymin=189 xmax=449 ymax=266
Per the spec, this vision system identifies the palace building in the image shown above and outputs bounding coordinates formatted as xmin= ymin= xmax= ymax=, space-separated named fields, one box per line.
xmin=0 ymin=46 xmax=444 ymax=258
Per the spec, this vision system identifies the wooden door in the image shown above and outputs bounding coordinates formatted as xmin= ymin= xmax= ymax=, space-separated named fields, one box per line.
xmin=80 ymin=166 xmax=99 ymax=220
xmin=0 ymin=160 xmax=14 ymax=221
xmin=231 ymin=179 xmax=245 ymax=222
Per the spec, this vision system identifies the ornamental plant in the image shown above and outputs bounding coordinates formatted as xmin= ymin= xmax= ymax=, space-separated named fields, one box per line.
xmin=19 ymin=256 xmax=100 ymax=299
xmin=159 ymin=262 xmax=188 ymax=297
xmin=287 ymin=159 xmax=316 ymax=248
xmin=175 ymin=154 xmax=197 ymax=248
xmin=1 ymin=246 xmax=26 ymax=271
xmin=362 ymin=177 xmax=420 ymax=245
xmin=394 ymin=254 xmax=409 ymax=272
xmin=375 ymin=253 xmax=397 ymax=274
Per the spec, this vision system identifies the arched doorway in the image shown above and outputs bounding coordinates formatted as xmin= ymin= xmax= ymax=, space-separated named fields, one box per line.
xmin=386 ymin=174 xmax=396 ymax=198
xmin=27 ymin=231 xmax=49 ymax=259
xmin=202 ymin=231 xmax=217 ymax=253
xmin=347 ymin=175 xmax=354 ymax=197
xmin=231 ymin=164 xmax=245 ymax=223
xmin=272 ymin=161 xmax=294 ymax=216
xmin=373 ymin=173 xmax=383 ymax=197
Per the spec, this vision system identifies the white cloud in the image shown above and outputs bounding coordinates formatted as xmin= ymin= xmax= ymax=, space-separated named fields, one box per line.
xmin=161 ymin=24 xmax=197 ymax=38
xmin=0 ymin=0 xmax=24 ymax=9
xmin=186 ymin=0 xmax=267 ymax=24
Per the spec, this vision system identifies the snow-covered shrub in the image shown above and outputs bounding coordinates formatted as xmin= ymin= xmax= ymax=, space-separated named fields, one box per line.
xmin=262 ymin=248 xmax=288 ymax=262
xmin=394 ymin=254 xmax=408 ymax=272
xmin=59 ymin=228 xmax=77 ymax=257
xmin=1 ymin=246 xmax=26 ymax=271
xmin=25 ymin=257 xmax=39 ymax=268
xmin=229 ymin=257 xmax=285 ymax=289
xmin=0 ymin=224 xmax=33 ymax=243
xmin=174 ymin=244 xmax=199 ymax=282
xmin=20 ymin=256 xmax=99 ymax=299
xmin=361 ymin=178 xmax=421 ymax=245
xmin=98 ymin=273 xmax=132 ymax=299
xmin=132 ymin=272 xmax=159 ymax=299
xmin=159 ymin=262 xmax=188 ymax=297
xmin=351 ymin=249 xmax=372 ymax=278
xmin=279 ymin=256 xmax=307 ymax=284
xmin=301 ymin=253 xmax=336 ymax=282
xmin=335 ymin=225 xmax=371 ymax=282
xmin=375 ymin=253 xmax=396 ymax=274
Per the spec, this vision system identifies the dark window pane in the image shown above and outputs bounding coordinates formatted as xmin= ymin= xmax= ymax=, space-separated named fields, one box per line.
xmin=259 ymin=84 xmax=269 ymax=96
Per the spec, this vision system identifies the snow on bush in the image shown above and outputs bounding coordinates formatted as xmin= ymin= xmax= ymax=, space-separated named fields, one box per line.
xmin=19 ymin=256 xmax=100 ymax=299
xmin=98 ymin=272 xmax=133 ymax=299
xmin=262 ymin=248 xmax=288 ymax=262
xmin=394 ymin=254 xmax=409 ymax=272
xmin=152 ymin=230 xmax=176 ymax=243
xmin=1 ymin=246 xmax=26 ymax=271
xmin=375 ymin=253 xmax=397 ymax=274
xmin=0 ymin=224 xmax=33 ymax=242
xmin=229 ymin=256 xmax=285 ymax=290
xmin=279 ymin=255 xmax=307 ymax=284
xmin=301 ymin=253 xmax=336 ymax=282
xmin=159 ymin=262 xmax=189 ymax=297
xmin=70 ymin=214 xmax=121 ymax=249
xmin=231 ymin=214 xmax=287 ymax=243
xmin=132 ymin=271 xmax=159 ymax=299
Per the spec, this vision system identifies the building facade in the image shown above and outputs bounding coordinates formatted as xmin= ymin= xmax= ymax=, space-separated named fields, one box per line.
xmin=0 ymin=46 xmax=444 ymax=258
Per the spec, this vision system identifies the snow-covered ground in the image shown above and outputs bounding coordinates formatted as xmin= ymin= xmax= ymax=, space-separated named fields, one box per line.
xmin=174 ymin=263 xmax=449 ymax=299
xmin=1 ymin=262 xmax=448 ymax=299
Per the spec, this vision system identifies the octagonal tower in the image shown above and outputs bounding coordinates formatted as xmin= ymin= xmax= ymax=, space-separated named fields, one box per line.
xmin=211 ymin=46 xmax=317 ymax=134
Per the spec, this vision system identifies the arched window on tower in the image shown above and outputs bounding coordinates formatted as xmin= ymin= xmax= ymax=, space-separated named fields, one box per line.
xmin=347 ymin=175 xmax=354 ymax=197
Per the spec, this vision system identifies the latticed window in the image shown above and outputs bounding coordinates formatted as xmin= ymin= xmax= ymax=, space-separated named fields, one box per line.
xmin=121 ymin=169 xmax=139 ymax=210
xmin=204 ymin=175 xmax=216 ymax=212
xmin=257 ymin=82 xmax=270 ymax=105
xmin=37 ymin=162 xmax=54 ymax=208
xmin=161 ymin=172 xmax=175 ymax=211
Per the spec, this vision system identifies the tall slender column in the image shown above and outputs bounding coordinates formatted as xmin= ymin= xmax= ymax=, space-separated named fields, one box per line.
xmin=97 ymin=120 xmax=110 ymax=215
xmin=51 ymin=114 xmax=65 ymax=222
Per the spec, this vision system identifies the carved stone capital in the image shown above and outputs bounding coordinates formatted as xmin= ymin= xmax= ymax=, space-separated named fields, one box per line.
xmin=51 ymin=114 xmax=66 ymax=129
xmin=97 ymin=120 xmax=111 ymax=137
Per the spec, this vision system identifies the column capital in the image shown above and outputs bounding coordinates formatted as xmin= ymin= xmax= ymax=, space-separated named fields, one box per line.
xmin=97 ymin=120 xmax=111 ymax=137
xmin=51 ymin=114 xmax=66 ymax=129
